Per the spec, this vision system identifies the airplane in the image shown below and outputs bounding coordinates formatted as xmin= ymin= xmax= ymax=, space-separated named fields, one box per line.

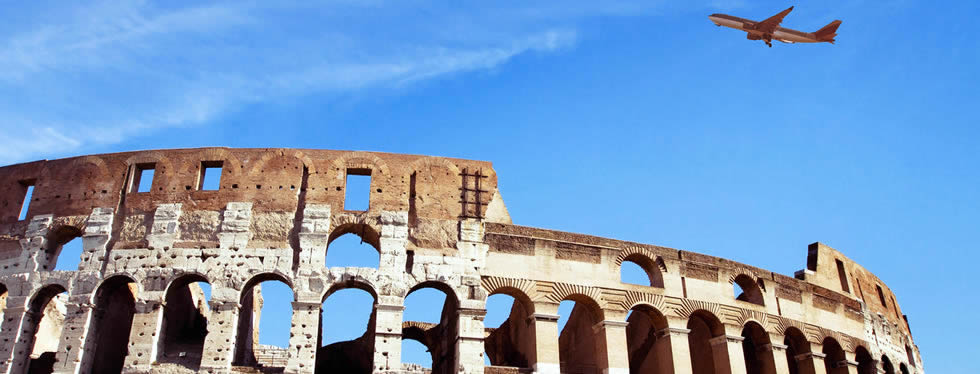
xmin=708 ymin=6 xmax=841 ymax=47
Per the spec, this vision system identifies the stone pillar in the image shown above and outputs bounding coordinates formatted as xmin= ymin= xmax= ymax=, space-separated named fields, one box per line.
xmin=218 ymin=202 xmax=253 ymax=249
xmin=771 ymin=342 xmax=792 ymax=374
xmin=199 ymin=298 xmax=241 ymax=373
xmin=663 ymin=327 xmax=693 ymax=374
xmin=529 ymin=310 xmax=561 ymax=374
xmin=711 ymin=334 xmax=747 ymax=374
xmin=797 ymin=350 xmax=827 ymax=374
xmin=379 ymin=211 xmax=409 ymax=273
xmin=373 ymin=303 xmax=404 ymax=372
xmin=79 ymin=208 xmax=114 ymax=271
xmin=457 ymin=307 xmax=486 ymax=374
xmin=0 ymin=304 xmax=28 ymax=374
xmin=842 ymin=351 xmax=860 ymax=374
xmin=594 ymin=319 xmax=629 ymax=374
xmin=23 ymin=214 xmax=52 ymax=272
xmin=297 ymin=204 xmax=330 ymax=269
xmin=123 ymin=300 xmax=164 ymax=370
xmin=54 ymin=295 xmax=95 ymax=374
xmin=285 ymin=300 xmax=320 ymax=374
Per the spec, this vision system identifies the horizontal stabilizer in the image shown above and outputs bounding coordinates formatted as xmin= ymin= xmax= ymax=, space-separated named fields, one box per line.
xmin=815 ymin=20 xmax=842 ymax=42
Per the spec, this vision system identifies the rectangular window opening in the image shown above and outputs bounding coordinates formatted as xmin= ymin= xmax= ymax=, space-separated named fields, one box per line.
xmin=18 ymin=180 xmax=35 ymax=221
xmin=343 ymin=169 xmax=371 ymax=211
xmin=875 ymin=284 xmax=887 ymax=307
xmin=199 ymin=161 xmax=224 ymax=191
xmin=835 ymin=259 xmax=850 ymax=293
xmin=131 ymin=163 xmax=156 ymax=193
xmin=891 ymin=295 xmax=900 ymax=318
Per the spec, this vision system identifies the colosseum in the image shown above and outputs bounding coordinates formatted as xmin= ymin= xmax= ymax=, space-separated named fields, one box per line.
xmin=0 ymin=148 xmax=921 ymax=374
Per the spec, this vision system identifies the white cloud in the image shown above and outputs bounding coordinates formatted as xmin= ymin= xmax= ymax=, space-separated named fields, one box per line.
xmin=0 ymin=1 xmax=636 ymax=165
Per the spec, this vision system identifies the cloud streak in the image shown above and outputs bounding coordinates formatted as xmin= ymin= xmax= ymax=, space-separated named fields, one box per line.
xmin=0 ymin=1 xmax=642 ymax=165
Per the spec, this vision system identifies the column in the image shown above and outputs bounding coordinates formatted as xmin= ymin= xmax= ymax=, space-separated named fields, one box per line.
xmin=711 ymin=334 xmax=747 ymax=374
xmin=457 ymin=307 xmax=486 ymax=374
xmin=54 ymin=296 xmax=95 ymax=374
xmin=529 ymin=310 xmax=561 ymax=374
xmin=0 ymin=304 xmax=28 ymax=374
xmin=284 ymin=300 xmax=319 ymax=374
xmin=199 ymin=299 xmax=240 ymax=373
xmin=771 ymin=342 xmax=792 ymax=374
xmin=372 ymin=303 xmax=404 ymax=372
xmin=663 ymin=327 xmax=693 ymax=374
xmin=798 ymin=351 xmax=827 ymax=374
xmin=123 ymin=300 xmax=164 ymax=370
xmin=842 ymin=351 xmax=860 ymax=374
xmin=595 ymin=320 xmax=630 ymax=374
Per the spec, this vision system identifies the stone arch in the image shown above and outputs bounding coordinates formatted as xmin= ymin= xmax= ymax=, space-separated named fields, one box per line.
xmin=408 ymin=157 xmax=462 ymax=222
xmin=249 ymin=149 xmax=317 ymax=176
xmin=626 ymin=303 xmax=671 ymax=374
xmin=822 ymin=337 xmax=848 ymax=374
xmin=617 ymin=247 xmax=666 ymax=288
xmin=317 ymin=278 xmax=379 ymax=374
xmin=402 ymin=280 xmax=460 ymax=374
xmin=18 ymin=283 xmax=67 ymax=374
xmin=70 ymin=155 xmax=111 ymax=179
xmin=408 ymin=157 xmax=461 ymax=178
xmin=854 ymin=345 xmax=875 ymax=374
xmin=881 ymin=355 xmax=895 ymax=374
xmin=687 ymin=310 xmax=728 ymax=374
xmin=59 ymin=156 xmax=114 ymax=199
xmin=783 ymin=327 xmax=811 ymax=374
xmin=619 ymin=291 xmax=666 ymax=313
xmin=732 ymin=273 xmax=765 ymax=306
xmin=85 ymin=275 xmax=137 ymax=374
xmin=233 ymin=272 xmax=294 ymax=370
xmin=41 ymin=224 xmax=83 ymax=271
xmin=556 ymin=291 xmax=605 ymax=374
xmin=197 ymin=148 xmax=244 ymax=172
xmin=482 ymin=277 xmax=536 ymax=370
xmin=329 ymin=220 xmax=381 ymax=252
xmin=545 ymin=282 xmax=606 ymax=316
xmin=158 ymin=273 xmax=212 ymax=370
xmin=330 ymin=151 xmax=391 ymax=178
xmin=124 ymin=152 xmax=175 ymax=193
xmin=741 ymin=320 xmax=777 ymax=374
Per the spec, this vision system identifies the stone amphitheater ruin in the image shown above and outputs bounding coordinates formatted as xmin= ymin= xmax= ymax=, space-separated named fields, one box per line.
xmin=0 ymin=148 xmax=922 ymax=374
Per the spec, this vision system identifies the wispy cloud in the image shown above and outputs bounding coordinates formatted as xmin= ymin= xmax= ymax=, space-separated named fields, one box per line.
xmin=0 ymin=1 xmax=654 ymax=165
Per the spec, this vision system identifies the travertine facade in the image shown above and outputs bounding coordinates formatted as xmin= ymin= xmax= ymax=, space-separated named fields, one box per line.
xmin=0 ymin=148 xmax=921 ymax=374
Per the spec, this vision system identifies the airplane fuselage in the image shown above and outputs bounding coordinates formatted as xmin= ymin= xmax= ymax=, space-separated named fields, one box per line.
xmin=709 ymin=14 xmax=819 ymax=44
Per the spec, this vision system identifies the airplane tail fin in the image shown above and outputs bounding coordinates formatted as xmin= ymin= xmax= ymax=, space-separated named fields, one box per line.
xmin=814 ymin=20 xmax=842 ymax=43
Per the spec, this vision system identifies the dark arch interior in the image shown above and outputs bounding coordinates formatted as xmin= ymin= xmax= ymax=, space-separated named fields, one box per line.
xmin=855 ymin=346 xmax=875 ymax=374
xmin=733 ymin=274 xmax=765 ymax=306
xmin=687 ymin=311 xmax=726 ymax=374
xmin=402 ymin=282 xmax=459 ymax=374
xmin=783 ymin=328 xmax=810 ymax=374
xmin=822 ymin=338 xmax=848 ymax=374
xmin=24 ymin=284 xmax=67 ymax=374
xmin=626 ymin=304 xmax=670 ymax=374
xmin=741 ymin=322 xmax=776 ymax=374
xmin=158 ymin=274 xmax=211 ymax=370
xmin=484 ymin=291 xmax=534 ymax=369
xmin=881 ymin=355 xmax=895 ymax=374
xmin=233 ymin=275 xmax=294 ymax=371
xmin=899 ymin=363 xmax=910 ymax=374
xmin=317 ymin=283 xmax=377 ymax=374
xmin=88 ymin=276 xmax=137 ymax=374
xmin=557 ymin=295 xmax=602 ymax=374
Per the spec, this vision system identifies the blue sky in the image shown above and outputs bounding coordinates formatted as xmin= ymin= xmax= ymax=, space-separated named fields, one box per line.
xmin=8 ymin=0 xmax=979 ymax=371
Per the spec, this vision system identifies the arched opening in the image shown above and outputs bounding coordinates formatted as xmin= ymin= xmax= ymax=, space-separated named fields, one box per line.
xmin=326 ymin=224 xmax=380 ymax=268
xmin=783 ymin=327 xmax=811 ymax=374
xmin=402 ymin=281 xmax=459 ymax=374
xmin=484 ymin=290 xmax=535 ymax=370
xmin=741 ymin=321 xmax=776 ymax=374
xmin=733 ymin=274 xmax=765 ymax=306
xmin=87 ymin=275 xmax=137 ymax=374
xmin=557 ymin=295 xmax=602 ymax=374
xmin=233 ymin=274 xmax=293 ymax=371
xmin=22 ymin=285 xmax=67 ymax=374
xmin=158 ymin=274 xmax=211 ymax=370
xmin=626 ymin=304 xmax=671 ymax=374
xmin=855 ymin=346 xmax=875 ymax=374
xmin=881 ymin=355 xmax=895 ymax=374
xmin=821 ymin=337 xmax=847 ymax=374
xmin=43 ymin=226 xmax=83 ymax=271
xmin=620 ymin=254 xmax=665 ymax=288
xmin=687 ymin=310 xmax=728 ymax=374
xmin=317 ymin=282 xmax=377 ymax=374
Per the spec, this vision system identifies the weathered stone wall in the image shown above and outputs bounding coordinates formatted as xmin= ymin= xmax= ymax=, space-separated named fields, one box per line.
xmin=0 ymin=148 xmax=921 ymax=374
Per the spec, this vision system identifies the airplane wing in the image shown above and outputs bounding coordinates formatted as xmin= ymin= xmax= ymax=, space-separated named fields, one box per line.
xmin=754 ymin=6 xmax=793 ymax=33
